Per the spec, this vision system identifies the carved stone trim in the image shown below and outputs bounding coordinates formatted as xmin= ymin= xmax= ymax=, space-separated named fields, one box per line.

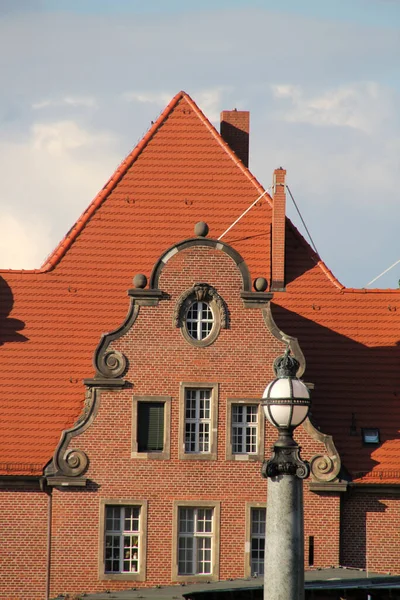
xmin=303 ymin=418 xmax=341 ymax=483
xmin=262 ymin=304 xmax=306 ymax=377
xmin=309 ymin=481 xmax=348 ymax=493
xmin=93 ymin=300 xmax=139 ymax=379
xmin=149 ymin=237 xmax=252 ymax=292
xmin=46 ymin=476 xmax=87 ymax=487
xmin=174 ymin=283 xmax=227 ymax=347
xmin=127 ymin=288 xmax=163 ymax=306
xmin=241 ymin=291 xmax=274 ymax=308
xmin=45 ymin=388 xmax=101 ymax=479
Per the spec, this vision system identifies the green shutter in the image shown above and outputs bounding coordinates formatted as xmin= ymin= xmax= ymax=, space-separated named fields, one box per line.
xmin=137 ymin=402 xmax=164 ymax=452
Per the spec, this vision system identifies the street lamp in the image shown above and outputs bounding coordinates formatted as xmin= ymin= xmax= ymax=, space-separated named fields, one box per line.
xmin=262 ymin=348 xmax=311 ymax=600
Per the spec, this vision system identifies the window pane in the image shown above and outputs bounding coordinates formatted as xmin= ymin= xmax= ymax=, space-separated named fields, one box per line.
xmin=232 ymin=405 xmax=258 ymax=455
xmin=178 ymin=535 xmax=194 ymax=575
xmin=104 ymin=506 xmax=141 ymax=574
xmin=197 ymin=537 xmax=212 ymax=574
xmin=178 ymin=507 xmax=214 ymax=576
xmin=137 ymin=402 xmax=164 ymax=452
xmin=179 ymin=508 xmax=194 ymax=533
xmin=232 ymin=405 xmax=243 ymax=424
xmin=251 ymin=508 xmax=266 ymax=576
xmin=185 ymin=389 xmax=212 ymax=454
xmin=186 ymin=301 xmax=214 ymax=340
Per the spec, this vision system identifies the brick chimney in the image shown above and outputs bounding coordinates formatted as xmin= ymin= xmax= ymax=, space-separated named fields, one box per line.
xmin=220 ymin=109 xmax=250 ymax=167
xmin=271 ymin=167 xmax=286 ymax=291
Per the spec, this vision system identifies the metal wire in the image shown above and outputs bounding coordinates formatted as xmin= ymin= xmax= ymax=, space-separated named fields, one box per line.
xmin=217 ymin=188 xmax=271 ymax=241
xmin=366 ymin=258 xmax=400 ymax=287
xmin=285 ymin=185 xmax=319 ymax=257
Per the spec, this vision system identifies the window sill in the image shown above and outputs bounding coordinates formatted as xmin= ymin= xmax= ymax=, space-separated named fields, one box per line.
xmin=227 ymin=453 xmax=263 ymax=462
xmin=131 ymin=451 xmax=170 ymax=460
xmin=100 ymin=572 xmax=145 ymax=582
xmin=179 ymin=452 xmax=217 ymax=461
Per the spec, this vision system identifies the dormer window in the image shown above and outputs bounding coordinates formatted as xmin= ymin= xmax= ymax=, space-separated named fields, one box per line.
xmin=174 ymin=283 xmax=228 ymax=347
xmin=186 ymin=301 xmax=215 ymax=341
xmin=362 ymin=428 xmax=380 ymax=445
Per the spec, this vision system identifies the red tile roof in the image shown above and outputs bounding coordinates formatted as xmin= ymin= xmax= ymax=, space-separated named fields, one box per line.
xmin=0 ymin=91 xmax=399 ymax=482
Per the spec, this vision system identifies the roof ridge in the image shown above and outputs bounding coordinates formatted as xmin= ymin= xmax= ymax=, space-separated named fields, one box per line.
xmin=343 ymin=287 xmax=400 ymax=294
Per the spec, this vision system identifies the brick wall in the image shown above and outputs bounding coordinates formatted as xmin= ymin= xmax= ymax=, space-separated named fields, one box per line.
xmin=0 ymin=487 xmax=48 ymax=599
xmin=341 ymin=491 xmax=400 ymax=573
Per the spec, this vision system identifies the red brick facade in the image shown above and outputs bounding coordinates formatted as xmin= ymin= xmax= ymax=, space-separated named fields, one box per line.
xmin=47 ymin=243 xmax=340 ymax=596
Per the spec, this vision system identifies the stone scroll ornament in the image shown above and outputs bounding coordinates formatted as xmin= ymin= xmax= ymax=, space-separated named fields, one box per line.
xmin=96 ymin=348 xmax=127 ymax=378
xmin=47 ymin=388 xmax=101 ymax=479
xmin=57 ymin=448 xmax=89 ymax=477
xmin=303 ymin=419 xmax=341 ymax=482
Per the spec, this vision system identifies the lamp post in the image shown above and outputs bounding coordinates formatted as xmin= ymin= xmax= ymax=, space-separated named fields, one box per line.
xmin=262 ymin=348 xmax=311 ymax=600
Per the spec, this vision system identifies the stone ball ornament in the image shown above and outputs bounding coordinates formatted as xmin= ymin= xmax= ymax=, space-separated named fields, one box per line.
xmin=133 ymin=273 xmax=148 ymax=289
xmin=253 ymin=277 xmax=268 ymax=292
xmin=194 ymin=221 xmax=209 ymax=237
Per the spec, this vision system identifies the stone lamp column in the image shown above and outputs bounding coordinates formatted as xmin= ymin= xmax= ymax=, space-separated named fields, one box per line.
xmin=262 ymin=349 xmax=311 ymax=600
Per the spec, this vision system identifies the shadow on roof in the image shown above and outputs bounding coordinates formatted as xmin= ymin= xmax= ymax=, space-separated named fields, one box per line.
xmin=0 ymin=276 xmax=28 ymax=345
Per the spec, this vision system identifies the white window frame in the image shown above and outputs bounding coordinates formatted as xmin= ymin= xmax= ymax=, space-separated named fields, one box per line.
xmin=186 ymin=300 xmax=215 ymax=341
xmin=184 ymin=388 xmax=212 ymax=454
xmin=99 ymin=499 xmax=147 ymax=582
xmin=178 ymin=507 xmax=213 ymax=575
xmin=226 ymin=399 xmax=264 ymax=462
xmin=244 ymin=502 xmax=266 ymax=578
xmin=232 ymin=404 xmax=258 ymax=454
xmin=172 ymin=500 xmax=220 ymax=582
xmin=179 ymin=383 xmax=218 ymax=461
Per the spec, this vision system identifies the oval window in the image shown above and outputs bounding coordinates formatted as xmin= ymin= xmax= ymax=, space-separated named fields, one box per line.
xmin=186 ymin=301 xmax=215 ymax=341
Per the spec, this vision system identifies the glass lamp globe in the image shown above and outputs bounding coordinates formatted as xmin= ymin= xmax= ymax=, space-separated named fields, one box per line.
xmin=262 ymin=352 xmax=311 ymax=430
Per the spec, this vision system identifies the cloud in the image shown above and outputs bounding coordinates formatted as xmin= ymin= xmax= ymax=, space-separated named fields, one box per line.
xmin=0 ymin=213 xmax=51 ymax=269
xmin=121 ymin=91 xmax=173 ymax=106
xmin=31 ymin=119 xmax=111 ymax=156
xmin=32 ymin=96 xmax=97 ymax=110
xmin=271 ymin=82 xmax=395 ymax=134
xmin=0 ymin=119 xmax=121 ymax=269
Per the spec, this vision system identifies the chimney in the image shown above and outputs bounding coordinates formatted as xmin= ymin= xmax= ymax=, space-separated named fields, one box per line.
xmin=271 ymin=167 xmax=286 ymax=291
xmin=220 ymin=109 xmax=250 ymax=167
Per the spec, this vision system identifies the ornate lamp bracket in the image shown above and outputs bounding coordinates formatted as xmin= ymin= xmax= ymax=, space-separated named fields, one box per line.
xmin=262 ymin=429 xmax=310 ymax=480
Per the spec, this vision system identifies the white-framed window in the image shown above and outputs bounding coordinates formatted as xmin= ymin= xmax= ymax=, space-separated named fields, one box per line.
xmin=250 ymin=507 xmax=266 ymax=577
xmin=226 ymin=399 xmax=264 ymax=461
xmin=185 ymin=388 xmax=212 ymax=453
xmin=172 ymin=500 xmax=220 ymax=582
xmin=178 ymin=507 xmax=213 ymax=575
xmin=105 ymin=506 xmax=141 ymax=574
xmin=179 ymin=383 xmax=218 ymax=461
xmin=186 ymin=301 xmax=214 ymax=341
xmin=232 ymin=404 xmax=258 ymax=454
xmin=99 ymin=499 xmax=147 ymax=581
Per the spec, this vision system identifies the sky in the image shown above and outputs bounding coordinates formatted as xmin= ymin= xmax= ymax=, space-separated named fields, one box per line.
xmin=0 ymin=0 xmax=399 ymax=288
